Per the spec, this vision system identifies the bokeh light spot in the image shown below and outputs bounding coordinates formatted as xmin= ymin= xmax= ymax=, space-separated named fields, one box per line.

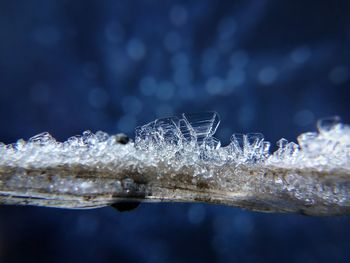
xmin=126 ymin=38 xmax=146 ymax=61
xmin=329 ymin=66 xmax=349 ymax=85
xmin=258 ymin=66 xmax=278 ymax=85
xmin=169 ymin=5 xmax=188 ymax=27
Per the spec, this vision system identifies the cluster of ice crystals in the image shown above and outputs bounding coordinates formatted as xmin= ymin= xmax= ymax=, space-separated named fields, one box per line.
xmin=134 ymin=112 xmax=223 ymax=177
xmin=135 ymin=112 xmax=270 ymax=168
xmin=0 ymin=130 xmax=134 ymax=168
xmin=228 ymin=133 xmax=270 ymax=163
xmin=0 ymin=112 xmax=349 ymax=175
xmin=268 ymin=117 xmax=350 ymax=170
xmin=135 ymin=112 xmax=221 ymax=151
xmin=135 ymin=113 xmax=350 ymax=172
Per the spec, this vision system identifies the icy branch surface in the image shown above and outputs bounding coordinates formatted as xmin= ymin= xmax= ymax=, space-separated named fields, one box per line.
xmin=0 ymin=112 xmax=349 ymax=215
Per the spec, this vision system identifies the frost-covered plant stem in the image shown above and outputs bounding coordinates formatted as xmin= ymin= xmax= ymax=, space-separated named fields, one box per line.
xmin=0 ymin=112 xmax=349 ymax=216
xmin=0 ymin=159 xmax=349 ymax=215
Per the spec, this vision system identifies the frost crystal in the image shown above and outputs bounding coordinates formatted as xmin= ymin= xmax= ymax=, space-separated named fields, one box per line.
xmin=0 ymin=112 xmax=349 ymax=214
xmin=267 ymin=117 xmax=350 ymax=170
xmin=0 ymin=112 xmax=349 ymax=173
xmin=134 ymin=113 xmax=350 ymax=171
xmin=135 ymin=112 xmax=220 ymax=150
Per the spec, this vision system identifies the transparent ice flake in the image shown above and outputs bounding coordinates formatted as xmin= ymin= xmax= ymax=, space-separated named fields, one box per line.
xmin=262 ymin=141 xmax=271 ymax=156
xmin=274 ymin=139 xmax=300 ymax=161
xmin=277 ymin=138 xmax=288 ymax=149
xmin=228 ymin=133 xmax=268 ymax=163
xmin=203 ymin=136 xmax=221 ymax=150
xmin=135 ymin=121 xmax=156 ymax=146
xmin=182 ymin=112 xmax=220 ymax=144
xmin=154 ymin=117 xmax=181 ymax=144
xmin=230 ymin=133 xmax=244 ymax=154
xmin=135 ymin=112 xmax=221 ymax=150
xmin=245 ymin=133 xmax=264 ymax=148
xmin=178 ymin=119 xmax=195 ymax=143
xmin=243 ymin=133 xmax=267 ymax=163
xmin=29 ymin=132 xmax=56 ymax=145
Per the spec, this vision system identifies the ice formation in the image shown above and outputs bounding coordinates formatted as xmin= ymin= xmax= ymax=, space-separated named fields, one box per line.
xmin=0 ymin=112 xmax=349 ymax=215
xmin=135 ymin=112 xmax=350 ymax=172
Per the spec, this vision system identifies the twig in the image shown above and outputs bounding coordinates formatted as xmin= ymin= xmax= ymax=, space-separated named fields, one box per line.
xmin=0 ymin=113 xmax=349 ymax=216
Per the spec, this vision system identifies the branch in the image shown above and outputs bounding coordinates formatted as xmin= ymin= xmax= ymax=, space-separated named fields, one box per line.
xmin=0 ymin=113 xmax=349 ymax=216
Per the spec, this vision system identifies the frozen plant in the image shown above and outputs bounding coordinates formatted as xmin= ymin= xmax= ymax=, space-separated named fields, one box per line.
xmin=0 ymin=112 xmax=349 ymax=215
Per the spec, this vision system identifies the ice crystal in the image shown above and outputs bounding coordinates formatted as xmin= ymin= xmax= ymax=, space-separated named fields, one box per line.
xmin=0 ymin=112 xmax=349 ymax=174
xmin=0 ymin=112 xmax=349 ymax=214
xmin=133 ymin=113 xmax=350 ymax=172
xmin=267 ymin=117 xmax=350 ymax=171
xmin=135 ymin=112 xmax=220 ymax=150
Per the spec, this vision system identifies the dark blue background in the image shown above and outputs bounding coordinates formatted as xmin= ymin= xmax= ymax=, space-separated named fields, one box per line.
xmin=0 ymin=1 xmax=349 ymax=262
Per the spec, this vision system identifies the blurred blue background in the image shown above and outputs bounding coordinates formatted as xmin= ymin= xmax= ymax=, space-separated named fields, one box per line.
xmin=0 ymin=0 xmax=350 ymax=262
